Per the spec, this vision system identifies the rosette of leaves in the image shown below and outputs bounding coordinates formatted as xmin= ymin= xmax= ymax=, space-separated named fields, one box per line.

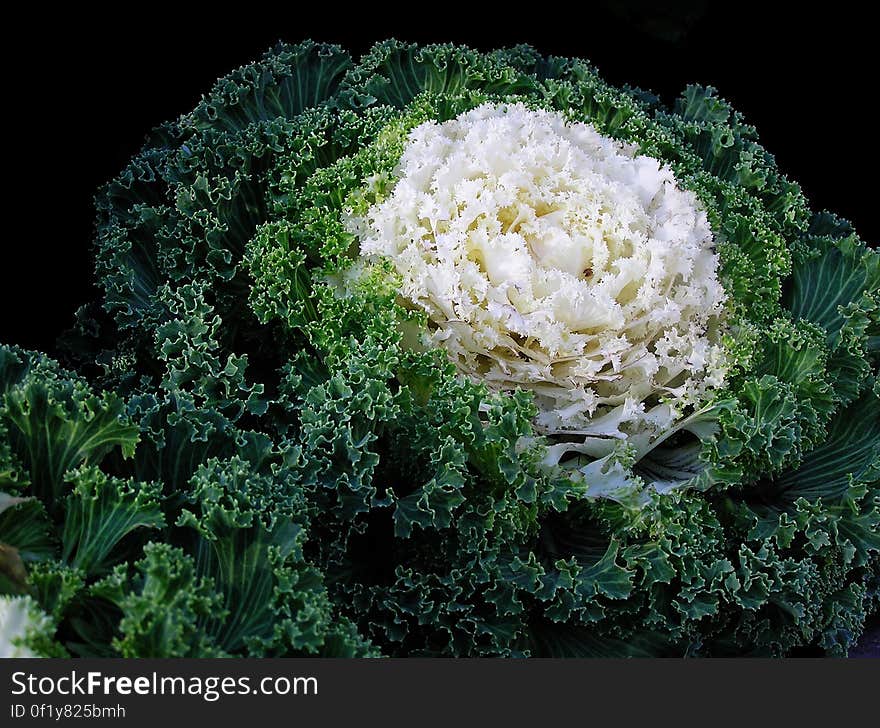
xmin=2 ymin=40 xmax=878 ymax=656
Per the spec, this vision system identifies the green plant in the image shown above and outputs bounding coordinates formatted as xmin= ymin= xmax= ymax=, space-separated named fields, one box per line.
xmin=1 ymin=41 xmax=877 ymax=656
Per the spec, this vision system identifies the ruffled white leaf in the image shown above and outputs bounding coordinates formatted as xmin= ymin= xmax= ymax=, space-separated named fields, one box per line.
xmin=353 ymin=103 xmax=727 ymax=441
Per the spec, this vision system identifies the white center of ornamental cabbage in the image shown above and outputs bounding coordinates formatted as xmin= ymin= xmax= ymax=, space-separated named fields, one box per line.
xmin=0 ymin=596 xmax=47 ymax=658
xmin=353 ymin=103 xmax=727 ymax=435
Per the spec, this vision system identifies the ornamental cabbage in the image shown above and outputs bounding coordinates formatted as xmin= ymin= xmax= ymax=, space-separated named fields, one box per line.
xmin=1 ymin=40 xmax=878 ymax=657
xmin=351 ymin=103 xmax=728 ymax=495
xmin=0 ymin=596 xmax=56 ymax=658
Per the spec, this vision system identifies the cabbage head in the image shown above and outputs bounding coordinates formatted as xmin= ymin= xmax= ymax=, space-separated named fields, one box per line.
xmin=1 ymin=41 xmax=877 ymax=657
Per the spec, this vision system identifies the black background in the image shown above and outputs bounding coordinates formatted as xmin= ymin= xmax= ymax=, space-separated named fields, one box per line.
xmin=2 ymin=2 xmax=875 ymax=353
